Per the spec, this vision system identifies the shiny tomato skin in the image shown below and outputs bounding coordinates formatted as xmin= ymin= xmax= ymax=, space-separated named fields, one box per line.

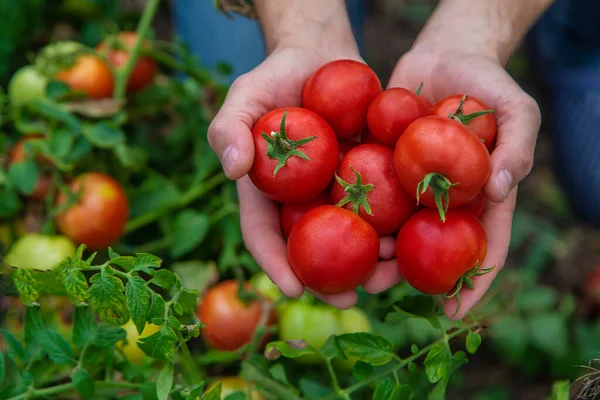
xmin=97 ymin=32 xmax=156 ymax=93
xmin=431 ymin=94 xmax=497 ymax=151
xmin=55 ymin=55 xmax=114 ymax=99
xmin=331 ymin=144 xmax=417 ymax=235
xmin=280 ymin=191 xmax=331 ymax=237
xmin=55 ymin=172 xmax=129 ymax=250
xmin=249 ymin=107 xmax=339 ymax=204
xmin=302 ymin=60 xmax=382 ymax=139
xmin=288 ymin=205 xmax=379 ymax=294
xmin=11 ymin=134 xmax=53 ymax=200
xmin=367 ymin=88 xmax=431 ymax=147
xmin=394 ymin=116 xmax=491 ymax=209
xmin=197 ymin=280 xmax=276 ymax=351
xmin=396 ymin=208 xmax=487 ymax=294
xmin=459 ymin=191 xmax=486 ymax=218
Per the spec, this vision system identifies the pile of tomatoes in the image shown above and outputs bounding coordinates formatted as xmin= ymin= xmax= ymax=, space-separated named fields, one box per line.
xmin=249 ymin=60 xmax=497 ymax=310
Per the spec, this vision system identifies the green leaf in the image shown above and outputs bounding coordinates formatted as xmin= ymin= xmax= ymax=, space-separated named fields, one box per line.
xmin=170 ymin=210 xmax=210 ymax=258
xmin=148 ymin=291 xmax=166 ymax=320
xmin=109 ymin=256 xmax=136 ymax=271
xmin=24 ymin=306 xmax=46 ymax=347
xmin=388 ymin=295 xmax=441 ymax=329
xmin=171 ymin=261 xmax=219 ymax=295
xmin=299 ymin=378 xmax=333 ymax=399
xmin=12 ymin=268 xmax=40 ymax=306
xmin=125 ymin=276 xmax=150 ymax=335
xmin=197 ymin=349 xmax=242 ymax=365
xmin=42 ymin=330 xmax=74 ymax=365
xmin=30 ymin=100 xmax=81 ymax=133
xmin=393 ymin=385 xmax=413 ymax=399
xmin=47 ymin=126 xmax=75 ymax=161
xmin=269 ymin=363 xmax=289 ymax=385
xmin=81 ymin=122 xmax=125 ymax=148
xmin=46 ymin=81 xmax=71 ymax=100
xmin=0 ymin=329 xmax=26 ymax=361
xmin=0 ymin=184 xmax=22 ymax=218
xmin=138 ymin=327 xmax=177 ymax=362
xmin=202 ymin=382 xmax=221 ymax=400
xmin=132 ymin=253 xmax=163 ymax=273
xmin=320 ymin=335 xmax=345 ymax=360
xmin=73 ymin=307 xmax=97 ymax=348
xmin=151 ymin=270 xmax=177 ymax=289
xmin=352 ymin=361 xmax=373 ymax=380
xmin=166 ymin=316 xmax=180 ymax=330
xmin=177 ymin=288 xmax=200 ymax=315
xmin=88 ymin=266 xmax=130 ymax=325
xmin=466 ymin=331 xmax=482 ymax=355
xmin=59 ymin=263 xmax=88 ymax=306
xmin=264 ymin=340 xmax=316 ymax=361
xmin=156 ymin=363 xmax=174 ymax=400
xmin=527 ymin=312 xmax=568 ymax=358
xmin=546 ymin=380 xmax=570 ymax=400
xmin=92 ymin=324 xmax=127 ymax=347
xmin=72 ymin=367 xmax=95 ymax=397
xmin=373 ymin=378 xmax=394 ymax=400
xmin=63 ymin=135 xmax=92 ymax=164
xmin=7 ymin=159 xmax=39 ymax=195
xmin=336 ymin=333 xmax=395 ymax=366
xmin=423 ymin=341 xmax=451 ymax=384
xmin=189 ymin=382 xmax=205 ymax=400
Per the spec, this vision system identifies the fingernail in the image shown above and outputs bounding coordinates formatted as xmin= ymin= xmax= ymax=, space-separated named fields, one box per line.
xmin=496 ymin=168 xmax=513 ymax=199
xmin=222 ymin=146 xmax=238 ymax=177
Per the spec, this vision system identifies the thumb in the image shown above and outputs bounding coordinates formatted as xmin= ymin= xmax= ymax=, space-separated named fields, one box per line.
xmin=484 ymin=93 xmax=540 ymax=202
xmin=207 ymin=74 xmax=266 ymax=180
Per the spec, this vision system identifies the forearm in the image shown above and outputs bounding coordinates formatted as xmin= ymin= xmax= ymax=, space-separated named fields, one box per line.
xmin=254 ymin=0 xmax=357 ymax=54
xmin=414 ymin=0 xmax=555 ymax=64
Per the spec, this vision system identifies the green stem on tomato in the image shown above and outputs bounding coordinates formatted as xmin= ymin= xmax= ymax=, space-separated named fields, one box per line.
xmin=323 ymin=356 xmax=350 ymax=400
xmin=113 ymin=0 xmax=162 ymax=99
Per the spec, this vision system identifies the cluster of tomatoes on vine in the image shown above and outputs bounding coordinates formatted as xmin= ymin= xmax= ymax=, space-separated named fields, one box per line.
xmin=249 ymin=59 xmax=497 ymax=313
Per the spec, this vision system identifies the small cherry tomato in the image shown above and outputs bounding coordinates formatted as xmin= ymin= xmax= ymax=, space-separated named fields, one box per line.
xmin=117 ymin=319 xmax=162 ymax=365
xmin=431 ymin=94 xmax=496 ymax=151
xmin=197 ymin=280 xmax=276 ymax=351
xmin=302 ymin=60 xmax=382 ymax=139
xmin=10 ymin=134 xmax=53 ymax=200
xmin=367 ymin=87 xmax=431 ymax=147
xmin=280 ymin=191 xmax=331 ymax=237
xmin=288 ymin=205 xmax=379 ymax=294
xmin=55 ymin=54 xmax=114 ymax=99
xmin=249 ymin=108 xmax=339 ymax=204
xmin=55 ymin=172 xmax=129 ymax=250
xmin=206 ymin=377 xmax=264 ymax=400
xmin=331 ymin=144 xmax=417 ymax=235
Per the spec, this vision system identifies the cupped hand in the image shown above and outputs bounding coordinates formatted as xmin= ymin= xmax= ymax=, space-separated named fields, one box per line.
xmin=363 ymin=49 xmax=540 ymax=319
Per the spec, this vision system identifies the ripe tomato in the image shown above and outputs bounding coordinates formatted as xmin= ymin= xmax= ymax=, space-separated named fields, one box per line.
xmin=431 ymin=94 xmax=496 ymax=151
xmin=249 ymin=108 xmax=338 ymax=204
xmin=10 ymin=134 xmax=53 ymax=200
xmin=288 ymin=205 xmax=379 ymax=294
xmin=280 ymin=191 xmax=331 ymax=237
xmin=55 ymin=54 xmax=114 ymax=99
xmin=5 ymin=233 xmax=76 ymax=271
xmin=331 ymin=144 xmax=417 ymax=235
xmin=338 ymin=139 xmax=359 ymax=162
xmin=8 ymin=65 xmax=48 ymax=106
xmin=197 ymin=280 xmax=276 ymax=351
xmin=55 ymin=172 xmax=129 ymax=250
xmin=117 ymin=319 xmax=162 ymax=365
xmin=302 ymin=60 xmax=382 ymax=139
xmin=366 ymin=87 xmax=431 ymax=147
xmin=97 ymin=32 xmax=156 ymax=93
xmin=206 ymin=377 xmax=264 ymax=400
xmin=394 ymin=116 xmax=491 ymax=221
xmin=396 ymin=209 xmax=490 ymax=308
xmin=459 ymin=191 xmax=486 ymax=218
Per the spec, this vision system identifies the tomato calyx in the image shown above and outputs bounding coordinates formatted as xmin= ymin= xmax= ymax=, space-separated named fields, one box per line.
xmin=416 ymin=172 xmax=458 ymax=222
xmin=446 ymin=261 xmax=495 ymax=316
xmin=448 ymin=95 xmax=495 ymax=137
xmin=261 ymin=109 xmax=317 ymax=175
xmin=35 ymin=41 xmax=93 ymax=77
xmin=334 ymin=167 xmax=375 ymax=215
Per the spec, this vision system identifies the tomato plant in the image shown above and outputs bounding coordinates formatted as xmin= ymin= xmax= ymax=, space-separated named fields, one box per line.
xmin=302 ymin=59 xmax=382 ymax=139
xmin=249 ymin=108 xmax=339 ymax=203
xmin=7 ymin=65 xmax=48 ymax=106
xmin=54 ymin=54 xmax=114 ymax=99
xmin=288 ymin=205 xmax=379 ymax=294
xmin=280 ymin=191 xmax=331 ymax=237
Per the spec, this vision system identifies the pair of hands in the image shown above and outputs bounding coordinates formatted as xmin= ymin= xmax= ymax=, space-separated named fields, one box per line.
xmin=207 ymin=39 xmax=540 ymax=319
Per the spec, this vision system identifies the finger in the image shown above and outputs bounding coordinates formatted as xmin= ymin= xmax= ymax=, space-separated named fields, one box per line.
xmin=444 ymin=188 xmax=517 ymax=319
xmin=238 ymin=177 xmax=305 ymax=298
xmin=362 ymin=259 xmax=403 ymax=294
xmin=309 ymin=289 xmax=358 ymax=310
xmin=379 ymin=236 xmax=396 ymax=260
xmin=208 ymin=74 xmax=268 ymax=180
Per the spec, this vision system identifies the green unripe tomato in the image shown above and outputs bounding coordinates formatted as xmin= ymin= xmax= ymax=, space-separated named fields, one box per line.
xmin=250 ymin=272 xmax=282 ymax=302
xmin=5 ymin=233 xmax=76 ymax=271
xmin=8 ymin=66 xmax=48 ymax=107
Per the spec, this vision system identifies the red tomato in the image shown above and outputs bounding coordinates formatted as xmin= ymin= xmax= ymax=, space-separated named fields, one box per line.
xmin=55 ymin=172 xmax=129 ymax=250
xmin=583 ymin=268 xmax=600 ymax=312
xmin=97 ymin=32 xmax=156 ymax=93
xmin=10 ymin=135 xmax=53 ymax=200
xmin=302 ymin=60 xmax=382 ymax=139
xmin=431 ymin=94 xmax=496 ymax=151
xmin=280 ymin=192 xmax=331 ymax=237
xmin=331 ymin=144 xmax=417 ymax=235
xmin=396 ymin=208 xmax=489 ymax=296
xmin=288 ymin=205 xmax=379 ymax=294
xmin=366 ymin=88 xmax=431 ymax=147
xmin=459 ymin=191 xmax=486 ymax=218
xmin=55 ymin=55 xmax=114 ymax=99
xmin=249 ymin=108 xmax=339 ymax=204
xmin=361 ymin=128 xmax=385 ymax=146
xmin=338 ymin=139 xmax=359 ymax=162
xmin=197 ymin=280 xmax=276 ymax=351
xmin=394 ymin=116 xmax=491 ymax=221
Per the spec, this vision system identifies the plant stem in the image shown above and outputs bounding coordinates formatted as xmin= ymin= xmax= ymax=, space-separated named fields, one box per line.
xmin=324 ymin=357 xmax=350 ymax=400
xmin=113 ymin=0 xmax=162 ymax=99
xmin=6 ymin=380 xmax=144 ymax=400
xmin=144 ymin=49 xmax=213 ymax=85
xmin=178 ymin=337 xmax=204 ymax=385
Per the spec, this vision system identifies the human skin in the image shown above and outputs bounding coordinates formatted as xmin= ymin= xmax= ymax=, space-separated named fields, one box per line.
xmin=207 ymin=0 xmax=552 ymax=317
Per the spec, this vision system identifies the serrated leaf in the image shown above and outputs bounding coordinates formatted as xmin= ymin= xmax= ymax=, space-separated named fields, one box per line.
xmin=423 ymin=341 xmax=451 ymax=384
xmin=0 ymin=329 xmax=26 ymax=361
xmin=336 ymin=333 xmax=395 ymax=366
xmin=177 ymin=288 xmax=199 ymax=315
xmin=264 ymin=340 xmax=316 ymax=361
xmin=138 ymin=327 xmax=177 ymax=362
xmin=151 ymin=270 xmax=176 ymax=289
xmin=156 ymin=363 xmax=174 ymax=400
xmin=166 ymin=316 xmax=180 ymax=330
xmin=125 ymin=276 xmax=149 ymax=334
xmin=466 ymin=331 xmax=482 ymax=354
xmin=73 ymin=307 xmax=97 ymax=348
xmin=373 ymin=378 xmax=394 ymax=400
xmin=8 ymin=159 xmax=39 ymax=195
xmin=88 ymin=267 xmax=130 ymax=325
xmin=170 ymin=210 xmax=210 ymax=258
xmin=132 ymin=253 xmax=162 ymax=273
xmin=42 ymin=330 xmax=73 ymax=365
xmin=24 ymin=306 xmax=46 ymax=347
xmin=72 ymin=367 xmax=95 ymax=397
xmin=109 ymin=256 xmax=135 ymax=271
xmin=320 ymin=336 xmax=344 ymax=361
xmin=81 ymin=122 xmax=125 ymax=149
xmin=202 ymin=382 xmax=221 ymax=400
xmin=59 ymin=263 xmax=88 ymax=306
xmin=92 ymin=324 xmax=127 ymax=347
xmin=148 ymin=291 xmax=166 ymax=321
xmin=12 ymin=269 xmax=40 ymax=306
